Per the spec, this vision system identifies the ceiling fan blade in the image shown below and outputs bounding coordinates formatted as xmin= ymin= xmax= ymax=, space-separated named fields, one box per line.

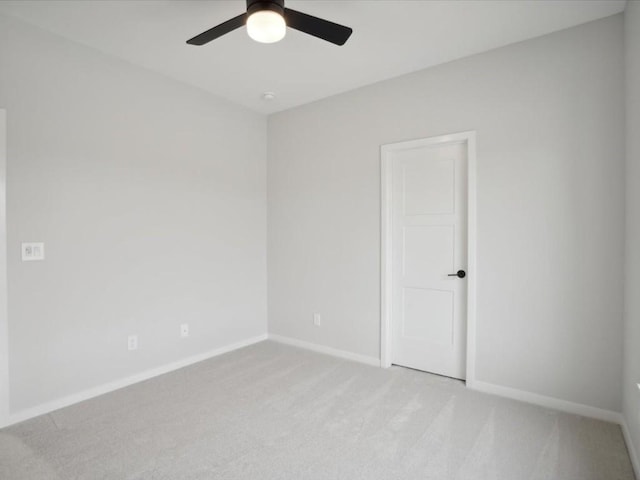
xmin=187 ymin=13 xmax=247 ymax=46
xmin=284 ymin=8 xmax=352 ymax=46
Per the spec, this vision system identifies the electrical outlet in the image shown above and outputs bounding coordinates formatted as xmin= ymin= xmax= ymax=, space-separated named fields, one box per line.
xmin=127 ymin=335 xmax=138 ymax=351
xmin=180 ymin=323 xmax=189 ymax=338
xmin=313 ymin=313 xmax=321 ymax=327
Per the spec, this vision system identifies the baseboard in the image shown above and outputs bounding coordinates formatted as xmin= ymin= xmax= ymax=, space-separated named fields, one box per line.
xmin=470 ymin=380 xmax=622 ymax=424
xmin=621 ymin=417 xmax=640 ymax=479
xmin=1 ymin=333 xmax=268 ymax=429
xmin=268 ymin=334 xmax=380 ymax=367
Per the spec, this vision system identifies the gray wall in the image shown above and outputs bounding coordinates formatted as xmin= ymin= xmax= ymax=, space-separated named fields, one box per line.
xmin=624 ymin=0 xmax=640 ymax=468
xmin=268 ymin=15 xmax=625 ymax=411
xmin=0 ymin=15 xmax=267 ymax=412
xmin=0 ymin=110 xmax=7 ymax=421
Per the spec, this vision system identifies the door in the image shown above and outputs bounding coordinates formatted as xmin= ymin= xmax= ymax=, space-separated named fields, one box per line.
xmin=384 ymin=136 xmax=468 ymax=380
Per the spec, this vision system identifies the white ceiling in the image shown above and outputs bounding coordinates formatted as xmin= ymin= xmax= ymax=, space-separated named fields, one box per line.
xmin=0 ymin=0 xmax=626 ymax=114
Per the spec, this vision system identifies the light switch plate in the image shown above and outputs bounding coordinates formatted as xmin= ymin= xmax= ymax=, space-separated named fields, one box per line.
xmin=22 ymin=242 xmax=45 ymax=261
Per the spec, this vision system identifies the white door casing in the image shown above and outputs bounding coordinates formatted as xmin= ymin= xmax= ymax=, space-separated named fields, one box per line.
xmin=381 ymin=131 xmax=477 ymax=382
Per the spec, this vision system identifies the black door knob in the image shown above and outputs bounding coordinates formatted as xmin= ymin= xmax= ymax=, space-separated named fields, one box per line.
xmin=447 ymin=270 xmax=466 ymax=278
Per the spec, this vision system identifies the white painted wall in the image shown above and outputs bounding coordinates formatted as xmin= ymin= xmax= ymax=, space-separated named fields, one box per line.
xmin=268 ymin=15 xmax=625 ymax=411
xmin=623 ymin=0 xmax=640 ymax=471
xmin=0 ymin=15 xmax=267 ymax=414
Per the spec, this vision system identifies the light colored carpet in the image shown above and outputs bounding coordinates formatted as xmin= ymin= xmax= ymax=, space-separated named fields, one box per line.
xmin=0 ymin=340 xmax=634 ymax=479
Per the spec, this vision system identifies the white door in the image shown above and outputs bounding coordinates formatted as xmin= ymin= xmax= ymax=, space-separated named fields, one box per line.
xmin=386 ymin=137 xmax=468 ymax=379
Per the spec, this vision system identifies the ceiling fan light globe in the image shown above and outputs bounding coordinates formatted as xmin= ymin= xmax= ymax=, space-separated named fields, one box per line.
xmin=247 ymin=10 xmax=286 ymax=43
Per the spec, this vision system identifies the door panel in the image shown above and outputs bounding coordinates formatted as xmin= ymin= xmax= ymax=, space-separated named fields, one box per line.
xmin=402 ymin=287 xmax=453 ymax=346
xmin=403 ymin=225 xmax=454 ymax=285
xmin=402 ymin=155 xmax=455 ymax=215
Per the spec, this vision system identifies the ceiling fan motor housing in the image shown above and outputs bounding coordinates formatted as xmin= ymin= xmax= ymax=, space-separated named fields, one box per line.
xmin=247 ymin=0 xmax=285 ymax=18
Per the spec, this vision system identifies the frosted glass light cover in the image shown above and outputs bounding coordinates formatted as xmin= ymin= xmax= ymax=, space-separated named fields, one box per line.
xmin=247 ymin=10 xmax=286 ymax=43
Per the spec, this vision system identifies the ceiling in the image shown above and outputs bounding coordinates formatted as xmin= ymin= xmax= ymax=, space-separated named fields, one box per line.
xmin=0 ymin=0 xmax=626 ymax=114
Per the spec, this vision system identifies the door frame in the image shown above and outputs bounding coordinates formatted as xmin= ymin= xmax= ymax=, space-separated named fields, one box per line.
xmin=0 ymin=109 xmax=8 ymax=426
xmin=380 ymin=130 xmax=477 ymax=386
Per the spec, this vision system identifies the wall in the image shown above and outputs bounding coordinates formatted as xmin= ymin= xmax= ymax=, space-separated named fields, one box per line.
xmin=623 ymin=0 xmax=640 ymax=471
xmin=268 ymin=15 xmax=625 ymax=412
xmin=0 ymin=15 xmax=267 ymax=414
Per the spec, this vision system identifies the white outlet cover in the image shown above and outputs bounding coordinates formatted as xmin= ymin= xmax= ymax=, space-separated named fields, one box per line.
xmin=22 ymin=242 xmax=45 ymax=261
xmin=180 ymin=324 xmax=189 ymax=337
xmin=127 ymin=335 xmax=138 ymax=351
xmin=313 ymin=313 xmax=321 ymax=326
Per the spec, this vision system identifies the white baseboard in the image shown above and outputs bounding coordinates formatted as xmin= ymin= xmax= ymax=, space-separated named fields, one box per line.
xmin=1 ymin=333 xmax=268 ymax=429
xmin=470 ymin=380 xmax=622 ymax=424
xmin=621 ymin=417 xmax=640 ymax=479
xmin=268 ymin=334 xmax=380 ymax=367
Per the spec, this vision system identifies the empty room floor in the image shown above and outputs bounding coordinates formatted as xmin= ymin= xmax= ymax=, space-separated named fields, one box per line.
xmin=0 ymin=341 xmax=634 ymax=480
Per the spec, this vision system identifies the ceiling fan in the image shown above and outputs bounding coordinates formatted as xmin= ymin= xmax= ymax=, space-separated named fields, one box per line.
xmin=187 ymin=0 xmax=353 ymax=46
